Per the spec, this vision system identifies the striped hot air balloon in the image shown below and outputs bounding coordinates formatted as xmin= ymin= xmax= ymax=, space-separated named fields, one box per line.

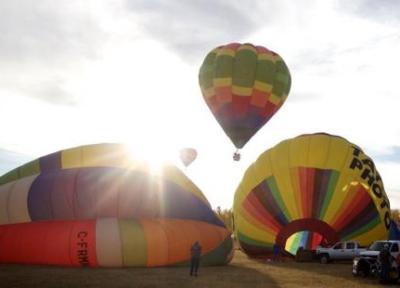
xmin=0 ymin=143 xmax=233 ymax=267
xmin=233 ymin=133 xmax=390 ymax=256
xmin=199 ymin=43 xmax=291 ymax=150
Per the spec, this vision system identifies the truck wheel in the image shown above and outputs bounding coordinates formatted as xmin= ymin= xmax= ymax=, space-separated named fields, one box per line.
xmin=320 ymin=254 xmax=329 ymax=264
xmin=358 ymin=266 xmax=369 ymax=277
xmin=357 ymin=261 xmax=370 ymax=278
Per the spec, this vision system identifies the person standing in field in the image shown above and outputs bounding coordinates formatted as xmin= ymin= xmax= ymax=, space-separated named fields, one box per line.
xmin=378 ymin=243 xmax=392 ymax=284
xmin=273 ymin=244 xmax=281 ymax=262
xmin=395 ymin=253 xmax=400 ymax=281
xmin=190 ymin=241 xmax=202 ymax=277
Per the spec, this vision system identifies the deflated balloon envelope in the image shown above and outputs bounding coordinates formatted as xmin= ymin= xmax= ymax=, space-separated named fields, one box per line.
xmin=199 ymin=42 xmax=291 ymax=149
xmin=233 ymin=133 xmax=390 ymax=256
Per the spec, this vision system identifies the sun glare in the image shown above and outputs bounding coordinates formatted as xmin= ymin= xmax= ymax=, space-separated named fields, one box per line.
xmin=124 ymin=141 xmax=180 ymax=174
xmin=124 ymin=143 xmax=162 ymax=173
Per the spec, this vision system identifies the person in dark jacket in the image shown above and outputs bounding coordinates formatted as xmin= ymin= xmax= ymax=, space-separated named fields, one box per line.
xmin=379 ymin=243 xmax=392 ymax=284
xmin=395 ymin=253 xmax=400 ymax=281
xmin=190 ymin=241 xmax=202 ymax=277
xmin=273 ymin=244 xmax=281 ymax=262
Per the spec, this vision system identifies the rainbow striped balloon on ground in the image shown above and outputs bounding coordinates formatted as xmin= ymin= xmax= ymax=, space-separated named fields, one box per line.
xmin=233 ymin=133 xmax=390 ymax=256
xmin=0 ymin=143 xmax=233 ymax=267
xmin=199 ymin=43 xmax=291 ymax=149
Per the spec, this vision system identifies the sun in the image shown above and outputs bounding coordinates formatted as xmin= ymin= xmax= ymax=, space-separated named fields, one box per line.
xmin=124 ymin=141 xmax=178 ymax=174
xmin=124 ymin=143 xmax=162 ymax=173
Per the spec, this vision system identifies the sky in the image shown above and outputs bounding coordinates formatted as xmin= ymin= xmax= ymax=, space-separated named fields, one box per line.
xmin=0 ymin=0 xmax=400 ymax=210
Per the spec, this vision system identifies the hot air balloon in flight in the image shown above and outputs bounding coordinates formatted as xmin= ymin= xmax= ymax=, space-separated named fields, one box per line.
xmin=234 ymin=133 xmax=390 ymax=256
xmin=179 ymin=148 xmax=197 ymax=168
xmin=199 ymin=43 xmax=291 ymax=160
xmin=0 ymin=143 xmax=233 ymax=267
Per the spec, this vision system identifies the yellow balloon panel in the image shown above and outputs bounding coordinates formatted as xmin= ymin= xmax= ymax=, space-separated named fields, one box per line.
xmin=234 ymin=133 xmax=390 ymax=256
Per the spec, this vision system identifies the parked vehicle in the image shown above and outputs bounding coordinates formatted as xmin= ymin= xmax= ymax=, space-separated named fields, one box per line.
xmin=316 ymin=241 xmax=366 ymax=264
xmin=352 ymin=240 xmax=400 ymax=278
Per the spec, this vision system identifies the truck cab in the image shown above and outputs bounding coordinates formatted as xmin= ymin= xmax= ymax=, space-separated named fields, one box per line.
xmin=359 ymin=240 xmax=400 ymax=259
xmin=352 ymin=240 xmax=400 ymax=278
xmin=316 ymin=241 xmax=366 ymax=264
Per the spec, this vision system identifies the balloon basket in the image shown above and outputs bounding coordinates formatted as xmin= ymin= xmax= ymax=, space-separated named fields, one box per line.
xmin=233 ymin=151 xmax=241 ymax=161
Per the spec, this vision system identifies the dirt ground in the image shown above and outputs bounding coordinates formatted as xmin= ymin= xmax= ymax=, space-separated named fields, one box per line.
xmin=0 ymin=250 xmax=389 ymax=288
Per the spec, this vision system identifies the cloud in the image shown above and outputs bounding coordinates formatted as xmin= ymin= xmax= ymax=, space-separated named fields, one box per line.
xmin=0 ymin=1 xmax=103 ymax=63
xmin=285 ymin=91 xmax=319 ymax=103
xmin=373 ymin=147 xmax=400 ymax=163
xmin=24 ymin=78 xmax=78 ymax=106
xmin=387 ymin=190 xmax=400 ymax=209
xmin=0 ymin=149 xmax=32 ymax=175
xmin=372 ymin=161 xmax=400 ymax=209
xmin=125 ymin=0 xmax=283 ymax=61
xmin=339 ymin=0 xmax=400 ymax=23
xmin=3 ymin=76 xmax=78 ymax=106
xmin=0 ymin=0 xmax=106 ymax=105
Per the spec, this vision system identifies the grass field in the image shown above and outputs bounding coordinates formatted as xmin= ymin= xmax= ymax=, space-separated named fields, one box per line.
xmin=0 ymin=250 xmax=384 ymax=288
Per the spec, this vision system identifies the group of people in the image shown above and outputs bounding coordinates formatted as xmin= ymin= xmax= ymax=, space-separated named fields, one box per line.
xmin=378 ymin=243 xmax=400 ymax=284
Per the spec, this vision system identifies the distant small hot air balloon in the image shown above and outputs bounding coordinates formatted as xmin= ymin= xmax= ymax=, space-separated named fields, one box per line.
xmin=179 ymin=148 xmax=197 ymax=168
xmin=199 ymin=43 xmax=291 ymax=160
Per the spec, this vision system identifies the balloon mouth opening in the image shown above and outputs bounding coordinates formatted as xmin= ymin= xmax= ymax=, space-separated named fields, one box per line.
xmin=275 ymin=218 xmax=339 ymax=256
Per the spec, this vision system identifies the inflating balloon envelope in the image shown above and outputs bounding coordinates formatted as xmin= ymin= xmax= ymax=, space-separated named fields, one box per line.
xmin=234 ymin=133 xmax=391 ymax=256
xmin=0 ymin=143 xmax=233 ymax=267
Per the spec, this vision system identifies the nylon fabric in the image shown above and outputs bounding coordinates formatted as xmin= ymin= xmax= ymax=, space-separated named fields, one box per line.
xmin=234 ymin=133 xmax=390 ymax=256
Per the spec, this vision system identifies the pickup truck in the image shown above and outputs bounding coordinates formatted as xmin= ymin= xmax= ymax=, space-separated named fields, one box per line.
xmin=316 ymin=241 xmax=366 ymax=264
xmin=352 ymin=240 xmax=400 ymax=278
